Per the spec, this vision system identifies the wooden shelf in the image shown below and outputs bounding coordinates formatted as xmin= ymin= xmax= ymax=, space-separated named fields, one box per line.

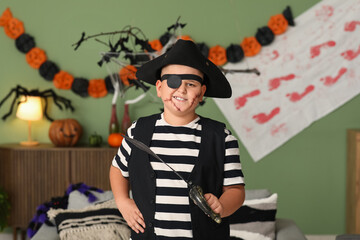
xmin=0 ymin=143 xmax=117 ymax=229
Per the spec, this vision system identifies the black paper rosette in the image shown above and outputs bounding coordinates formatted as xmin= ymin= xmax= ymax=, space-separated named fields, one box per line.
xmin=283 ymin=6 xmax=295 ymax=26
xmin=15 ymin=33 xmax=35 ymax=53
xmin=134 ymin=54 xmax=150 ymax=65
xmin=160 ymin=32 xmax=171 ymax=46
xmin=226 ymin=44 xmax=244 ymax=63
xmin=71 ymin=78 xmax=89 ymax=97
xmin=105 ymin=74 xmax=121 ymax=94
xmin=255 ymin=26 xmax=275 ymax=46
xmin=196 ymin=42 xmax=210 ymax=58
xmin=39 ymin=61 xmax=60 ymax=81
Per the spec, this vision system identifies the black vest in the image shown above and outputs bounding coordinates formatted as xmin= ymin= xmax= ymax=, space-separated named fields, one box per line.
xmin=128 ymin=114 xmax=230 ymax=240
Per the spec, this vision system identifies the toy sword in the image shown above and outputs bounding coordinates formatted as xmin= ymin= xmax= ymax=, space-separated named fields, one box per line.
xmin=122 ymin=135 xmax=222 ymax=224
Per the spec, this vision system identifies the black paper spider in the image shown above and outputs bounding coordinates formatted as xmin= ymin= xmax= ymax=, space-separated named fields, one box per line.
xmin=0 ymin=85 xmax=74 ymax=122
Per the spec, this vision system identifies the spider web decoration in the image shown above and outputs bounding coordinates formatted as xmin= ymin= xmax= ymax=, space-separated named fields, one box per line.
xmin=0 ymin=7 xmax=294 ymax=99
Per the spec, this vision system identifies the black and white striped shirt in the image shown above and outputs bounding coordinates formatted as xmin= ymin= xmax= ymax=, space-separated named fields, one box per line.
xmin=112 ymin=113 xmax=245 ymax=239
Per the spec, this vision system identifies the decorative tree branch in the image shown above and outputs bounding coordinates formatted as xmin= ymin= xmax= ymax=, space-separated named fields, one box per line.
xmin=219 ymin=66 xmax=261 ymax=76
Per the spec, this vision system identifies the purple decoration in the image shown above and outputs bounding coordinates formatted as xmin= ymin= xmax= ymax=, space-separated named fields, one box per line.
xmin=88 ymin=193 xmax=97 ymax=203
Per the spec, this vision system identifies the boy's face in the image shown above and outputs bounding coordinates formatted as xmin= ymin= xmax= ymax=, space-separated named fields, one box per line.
xmin=156 ymin=64 xmax=207 ymax=118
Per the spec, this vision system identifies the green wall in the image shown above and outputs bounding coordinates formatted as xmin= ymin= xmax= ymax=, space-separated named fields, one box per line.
xmin=1 ymin=0 xmax=357 ymax=235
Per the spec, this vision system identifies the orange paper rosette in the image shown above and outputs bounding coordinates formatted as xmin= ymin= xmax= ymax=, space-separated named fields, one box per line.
xmin=4 ymin=18 xmax=24 ymax=39
xmin=208 ymin=45 xmax=227 ymax=66
xmin=268 ymin=14 xmax=288 ymax=35
xmin=119 ymin=65 xmax=137 ymax=86
xmin=88 ymin=79 xmax=107 ymax=98
xmin=241 ymin=36 xmax=262 ymax=57
xmin=53 ymin=71 xmax=74 ymax=90
xmin=177 ymin=35 xmax=193 ymax=42
xmin=25 ymin=47 xmax=47 ymax=69
xmin=0 ymin=8 xmax=12 ymax=26
xmin=149 ymin=39 xmax=163 ymax=52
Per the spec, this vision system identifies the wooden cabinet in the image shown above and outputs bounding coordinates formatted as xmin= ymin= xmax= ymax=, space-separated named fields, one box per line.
xmin=346 ymin=130 xmax=360 ymax=234
xmin=0 ymin=144 xmax=117 ymax=230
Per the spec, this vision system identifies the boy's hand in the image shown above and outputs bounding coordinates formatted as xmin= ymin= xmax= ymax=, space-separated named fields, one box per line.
xmin=118 ymin=198 xmax=146 ymax=234
xmin=204 ymin=193 xmax=224 ymax=217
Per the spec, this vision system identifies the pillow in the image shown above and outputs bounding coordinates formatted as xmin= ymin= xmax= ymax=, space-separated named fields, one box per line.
xmin=31 ymin=190 xmax=114 ymax=240
xmin=245 ymin=189 xmax=272 ymax=200
xmin=229 ymin=193 xmax=278 ymax=240
xmin=67 ymin=190 xmax=114 ymax=210
xmin=48 ymin=199 xmax=130 ymax=240
xmin=30 ymin=224 xmax=60 ymax=240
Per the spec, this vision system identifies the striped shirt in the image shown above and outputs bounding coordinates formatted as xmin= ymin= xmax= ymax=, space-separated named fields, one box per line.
xmin=112 ymin=113 xmax=245 ymax=239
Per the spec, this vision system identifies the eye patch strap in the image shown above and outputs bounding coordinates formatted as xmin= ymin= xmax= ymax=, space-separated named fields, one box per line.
xmin=161 ymin=74 xmax=203 ymax=89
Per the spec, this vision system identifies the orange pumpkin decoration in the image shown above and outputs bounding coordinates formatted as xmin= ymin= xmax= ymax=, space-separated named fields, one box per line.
xmin=53 ymin=71 xmax=74 ymax=90
xmin=119 ymin=65 xmax=137 ymax=86
xmin=0 ymin=8 xmax=13 ymax=27
xmin=25 ymin=47 xmax=47 ymax=69
xmin=177 ymin=35 xmax=193 ymax=42
xmin=208 ymin=45 xmax=227 ymax=66
xmin=149 ymin=39 xmax=163 ymax=52
xmin=88 ymin=79 xmax=107 ymax=98
xmin=49 ymin=119 xmax=83 ymax=147
xmin=240 ymin=37 xmax=262 ymax=57
xmin=108 ymin=133 xmax=123 ymax=148
xmin=268 ymin=14 xmax=288 ymax=35
xmin=4 ymin=18 xmax=24 ymax=39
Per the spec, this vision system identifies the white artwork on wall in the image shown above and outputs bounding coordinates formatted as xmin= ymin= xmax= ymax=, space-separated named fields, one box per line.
xmin=214 ymin=0 xmax=360 ymax=161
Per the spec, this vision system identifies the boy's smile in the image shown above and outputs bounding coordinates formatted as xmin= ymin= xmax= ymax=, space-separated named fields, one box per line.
xmin=156 ymin=64 xmax=206 ymax=124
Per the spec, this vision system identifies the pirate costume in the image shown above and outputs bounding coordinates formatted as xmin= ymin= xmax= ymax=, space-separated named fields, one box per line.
xmin=112 ymin=40 xmax=244 ymax=240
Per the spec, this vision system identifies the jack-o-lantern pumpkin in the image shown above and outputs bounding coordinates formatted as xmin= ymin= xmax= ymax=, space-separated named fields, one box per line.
xmin=268 ymin=14 xmax=288 ymax=35
xmin=88 ymin=79 xmax=107 ymax=98
xmin=119 ymin=65 xmax=137 ymax=86
xmin=4 ymin=18 xmax=24 ymax=39
xmin=240 ymin=36 xmax=262 ymax=57
xmin=208 ymin=45 xmax=227 ymax=66
xmin=53 ymin=70 xmax=74 ymax=90
xmin=26 ymin=47 xmax=47 ymax=69
xmin=49 ymin=119 xmax=83 ymax=147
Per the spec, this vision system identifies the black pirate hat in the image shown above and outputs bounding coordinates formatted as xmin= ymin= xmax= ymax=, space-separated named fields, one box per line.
xmin=136 ymin=39 xmax=232 ymax=98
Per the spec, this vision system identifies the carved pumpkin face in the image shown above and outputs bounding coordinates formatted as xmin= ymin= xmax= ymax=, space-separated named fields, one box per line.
xmin=49 ymin=119 xmax=83 ymax=147
xmin=208 ymin=45 xmax=227 ymax=66
xmin=268 ymin=14 xmax=288 ymax=35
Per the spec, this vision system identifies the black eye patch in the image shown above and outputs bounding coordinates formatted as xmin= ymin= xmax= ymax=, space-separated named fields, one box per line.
xmin=161 ymin=74 xmax=203 ymax=89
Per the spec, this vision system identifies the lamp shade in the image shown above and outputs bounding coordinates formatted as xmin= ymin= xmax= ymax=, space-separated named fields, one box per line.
xmin=16 ymin=96 xmax=43 ymax=121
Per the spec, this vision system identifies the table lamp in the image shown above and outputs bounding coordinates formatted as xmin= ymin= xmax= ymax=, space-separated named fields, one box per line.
xmin=16 ymin=96 xmax=43 ymax=146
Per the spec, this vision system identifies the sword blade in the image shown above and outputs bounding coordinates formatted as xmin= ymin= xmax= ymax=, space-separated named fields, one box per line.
xmin=122 ymin=134 xmax=188 ymax=184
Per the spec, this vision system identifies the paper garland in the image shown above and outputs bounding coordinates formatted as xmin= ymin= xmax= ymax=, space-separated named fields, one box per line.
xmin=0 ymin=7 xmax=294 ymax=99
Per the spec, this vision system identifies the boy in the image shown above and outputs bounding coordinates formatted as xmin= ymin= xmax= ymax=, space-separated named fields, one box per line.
xmin=110 ymin=39 xmax=245 ymax=240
